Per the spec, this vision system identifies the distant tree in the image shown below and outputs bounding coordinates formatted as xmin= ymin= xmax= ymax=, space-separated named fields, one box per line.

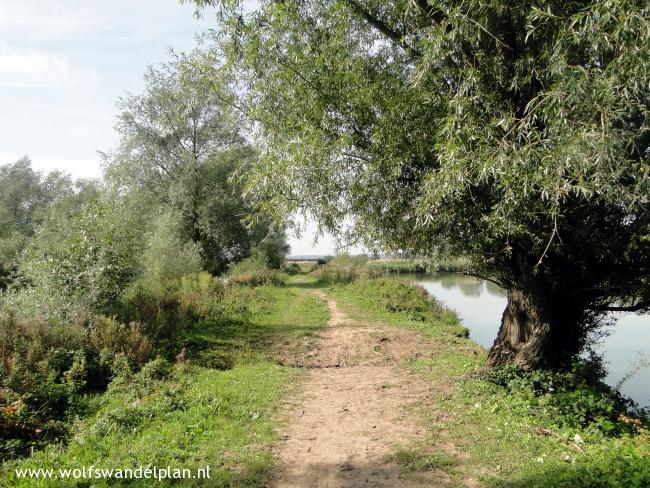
xmin=105 ymin=53 xmax=287 ymax=274
xmin=0 ymin=157 xmax=76 ymax=288
xmin=192 ymin=0 xmax=650 ymax=368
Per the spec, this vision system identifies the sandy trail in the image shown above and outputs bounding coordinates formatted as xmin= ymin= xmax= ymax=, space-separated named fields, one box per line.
xmin=270 ymin=290 xmax=452 ymax=488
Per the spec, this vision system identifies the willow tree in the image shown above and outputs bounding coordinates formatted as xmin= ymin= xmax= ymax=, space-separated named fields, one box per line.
xmin=191 ymin=0 xmax=650 ymax=368
xmin=106 ymin=53 xmax=287 ymax=274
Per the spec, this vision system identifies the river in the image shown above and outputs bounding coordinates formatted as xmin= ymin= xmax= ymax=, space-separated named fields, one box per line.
xmin=404 ymin=273 xmax=650 ymax=408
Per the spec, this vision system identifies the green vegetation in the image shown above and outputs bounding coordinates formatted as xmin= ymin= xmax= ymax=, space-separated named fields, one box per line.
xmin=3 ymin=1 xmax=649 ymax=485
xmin=327 ymin=276 xmax=466 ymax=339
xmin=324 ymin=277 xmax=649 ymax=487
xmin=0 ymin=158 xmax=92 ymax=291
xmin=1 ymin=271 xmax=225 ymax=459
xmin=1 ymin=278 xmax=329 ymax=487
xmin=0 ymin=56 xmax=290 ymax=462
xmin=227 ymin=254 xmax=288 ymax=287
xmin=366 ymin=257 xmax=470 ymax=274
xmin=2 ymin=255 xmax=647 ymax=486
xmin=314 ymin=254 xmax=380 ymax=284
xmin=106 ymin=55 xmax=288 ymax=276
xmin=197 ymin=0 xmax=650 ymax=369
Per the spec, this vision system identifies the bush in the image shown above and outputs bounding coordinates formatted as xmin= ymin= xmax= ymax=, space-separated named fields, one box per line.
xmin=119 ymin=282 xmax=188 ymax=342
xmin=119 ymin=272 xmax=226 ymax=345
xmin=89 ymin=316 xmax=151 ymax=370
xmin=178 ymin=272 xmax=225 ymax=318
xmin=423 ymin=256 xmax=469 ymax=273
xmin=366 ymin=259 xmax=427 ymax=274
xmin=229 ymin=269 xmax=287 ymax=287
xmin=0 ymin=270 xmax=229 ymax=461
xmin=484 ymin=359 xmax=646 ymax=435
xmin=228 ymin=254 xmax=287 ymax=287
xmin=365 ymin=256 xmax=470 ymax=274
xmin=139 ymin=210 xmax=203 ymax=285
xmin=281 ymin=262 xmax=302 ymax=275
xmin=315 ymin=254 xmax=380 ymax=284
xmin=0 ymin=312 xmax=103 ymax=459
xmin=7 ymin=196 xmax=143 ymax=323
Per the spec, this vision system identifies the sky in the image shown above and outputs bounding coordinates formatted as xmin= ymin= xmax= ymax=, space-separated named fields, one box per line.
xmin=0 ymin=0 xmax=358 ymax=256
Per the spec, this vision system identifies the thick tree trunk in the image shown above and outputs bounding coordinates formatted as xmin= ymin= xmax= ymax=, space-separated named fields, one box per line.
xmin=486 ymin=288 xmax=583 ymax=369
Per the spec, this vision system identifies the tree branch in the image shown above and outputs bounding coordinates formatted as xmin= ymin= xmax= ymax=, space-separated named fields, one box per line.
xmin=344 ymin=0 xmax=421 ymax=57
xmin=590 ymin=300 xmax=650 ymax=313
xmin=411 ymin=0 xmax=445 ymax=24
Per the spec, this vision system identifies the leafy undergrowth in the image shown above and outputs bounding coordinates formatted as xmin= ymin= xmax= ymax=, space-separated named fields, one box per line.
xmin=1 ymin=282 xmax=329 ymax=487
xmin=329 ymin=277 xmax=650 ymax=488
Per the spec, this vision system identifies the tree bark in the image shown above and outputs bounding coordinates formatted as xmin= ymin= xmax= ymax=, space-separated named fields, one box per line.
xmin=486 ymin=288 xmax=583 ymax=369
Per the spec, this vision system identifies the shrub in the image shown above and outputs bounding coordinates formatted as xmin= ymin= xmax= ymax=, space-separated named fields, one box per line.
xmin=8 ymin=196 xmax=143 ymax=323
xmin=138 ymin=356 xmax=173 ymax=381
xmin=119 ymin=282 xmax=187 ymax=342
xmin=315 ymin=254 xmax=380 ymax=284
xmin=366 ymin=259 xmax=428 ymax=274
xmin=178 ymin=272 xmax=225 ymax=318
xmin=229 ymin=269 xmax=287 ymax=287
xmin=423 ymin=256 xmax=469 ymax=273
xmin=228 ymin=254 xmax=287 ymax=287
xmin=484 ymin=359 xmax=647 ymax=435
xmin=0 ymin=312 xmax=101 ymax=459
xmin=364 ymin=256 xmax=470 ymax=274
xmin=89 ymin=316 xmax=151 ymax=370
xmin=281 ymin=262 xmax=302 ymax=275
xmin=119 ymin=272 xmax=226 ymax=346
xmin=138 ymin=210 xmax=203 ymax=285
xmin=0 ymin=268 xmax=233 ymax=461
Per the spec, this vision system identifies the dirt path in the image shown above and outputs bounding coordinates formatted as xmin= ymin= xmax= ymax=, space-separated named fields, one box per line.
xmin=270 ymin=290 xmax=453 ymax=487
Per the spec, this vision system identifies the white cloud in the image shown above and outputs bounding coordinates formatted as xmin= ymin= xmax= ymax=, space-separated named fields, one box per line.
xmin=0 ymin=42 xmax=72 ymax=88
xmin=0 ymin=2 xmax=100 ymax=38
xmin=31 ymin=156 xmax=102 ymax=179
xmin=0 ymin=153 xmax=102 ymax=179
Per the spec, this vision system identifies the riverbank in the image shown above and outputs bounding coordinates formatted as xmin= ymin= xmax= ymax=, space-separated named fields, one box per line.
xmin=366 ymin=257 xmax=470 ymax=274
xmin=325 ymin=276 xmax=649 ymax=486
xmin=2 ymin=269 xmax=648 ymax=487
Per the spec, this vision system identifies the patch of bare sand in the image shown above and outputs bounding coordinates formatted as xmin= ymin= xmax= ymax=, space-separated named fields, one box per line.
xmin=270 ymin=290 xmax=458 ymax=487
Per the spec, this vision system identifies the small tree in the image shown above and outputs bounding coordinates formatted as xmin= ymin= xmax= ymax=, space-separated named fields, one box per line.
xmin=192 ymin=0 xmax=650 ymax=367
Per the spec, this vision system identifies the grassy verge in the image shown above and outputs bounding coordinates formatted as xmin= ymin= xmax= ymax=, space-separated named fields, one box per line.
xmin=1 ymin=282 xmax=329 ymax=487
xmin=325 ymin=277 xmax=650 ymax=488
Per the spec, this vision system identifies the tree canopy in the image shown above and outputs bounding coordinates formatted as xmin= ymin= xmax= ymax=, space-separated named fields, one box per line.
xmin=104 ymin=53 xmax=287 ymax=274
xmin=191 ymin=0 xmax=650 ymax=367
xmin=0 ymin=157 xmax=82 ymax=289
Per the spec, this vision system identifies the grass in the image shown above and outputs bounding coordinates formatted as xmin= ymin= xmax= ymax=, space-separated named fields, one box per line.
xmin=326 ymin=277 xmax=471 ymax=342
xmin=1 ymin=281 xmax=329 ymax=487
xmin=325 ymin=277 xmax=650 ymax=488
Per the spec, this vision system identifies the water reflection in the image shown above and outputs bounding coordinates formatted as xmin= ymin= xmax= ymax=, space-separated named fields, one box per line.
xmin=405 ymin=272 xmax=650 ymax=408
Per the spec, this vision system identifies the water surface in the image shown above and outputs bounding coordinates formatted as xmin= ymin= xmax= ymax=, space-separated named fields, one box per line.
xmin=405 ymin=273 xmax=650 ymax=408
